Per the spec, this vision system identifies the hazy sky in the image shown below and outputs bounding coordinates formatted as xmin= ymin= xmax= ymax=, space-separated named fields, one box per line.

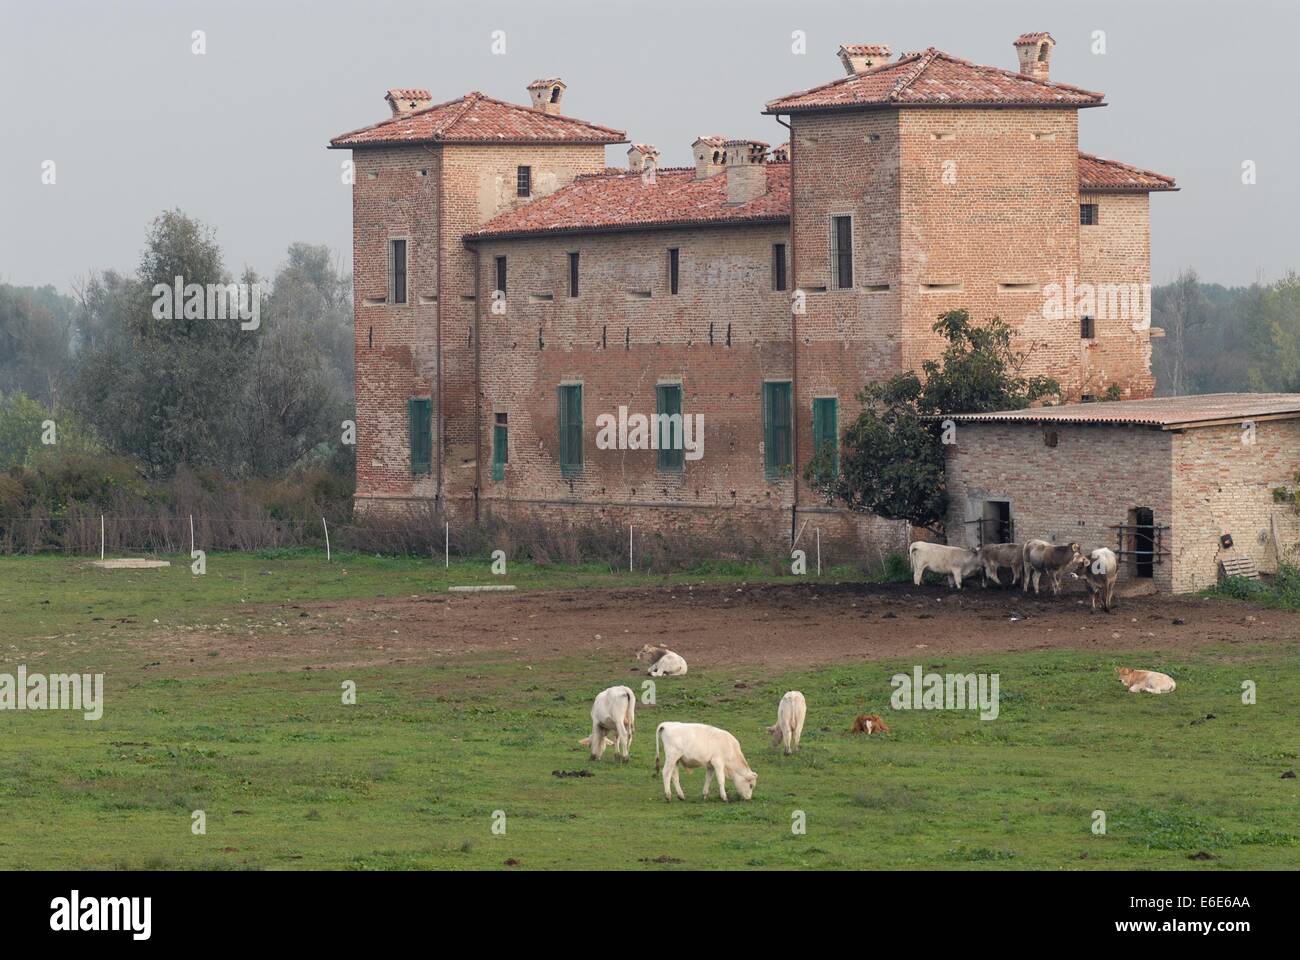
xmin=1 ymin=0 xmax=1295 ymax=293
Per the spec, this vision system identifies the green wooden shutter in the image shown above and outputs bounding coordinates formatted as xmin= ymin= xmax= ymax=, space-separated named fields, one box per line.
xmin=492 ymin=423 xmax=507 ymax=481
xmin=408 ymin=398 xmax=431 ymax=476
xmin=656 ymin=383 xmax=684 ymax=471
xmin=559 ymin=385 xmax=582 ymax=475
xmin=812 ymin=397 xmax=839 ymax=479
xmin=763 ymin=382 xmax=792 ymax=478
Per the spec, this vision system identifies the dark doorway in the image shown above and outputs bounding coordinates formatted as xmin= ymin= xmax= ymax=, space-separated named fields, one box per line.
xmin=1132 ymin=507 xmax=1154 ymax=578
xmin=981 ymin=500 xmax=1013 ymax=545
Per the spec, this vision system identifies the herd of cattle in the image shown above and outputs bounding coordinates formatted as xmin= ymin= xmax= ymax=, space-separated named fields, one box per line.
xmin=908 ymin=539 xmax=1121 ymax=612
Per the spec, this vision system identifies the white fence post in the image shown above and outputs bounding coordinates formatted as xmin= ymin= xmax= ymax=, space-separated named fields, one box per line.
xmin=445 ymin=521 xmax=449 ymax=569
xmin=629 ymin=523 xmax=633 ymax=573
xmin=100 ymin=514 xmax=105 ymax=560
xmin=189 ymin=514 xmax=195 ymax=557
xmin=322 ymin=517 xmax=331 ymax=562
xmin=817 ymin=527 xmax=822 ymax=576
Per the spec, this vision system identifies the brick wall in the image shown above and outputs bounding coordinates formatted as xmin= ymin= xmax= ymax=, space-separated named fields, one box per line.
xmin=1078 ymin=191 xmax=1155 ymax=398
xmin=944 ymin=421 xmax=1175 ymax=592
xmin=1170 ymin=420 xmax=1300 ymax=592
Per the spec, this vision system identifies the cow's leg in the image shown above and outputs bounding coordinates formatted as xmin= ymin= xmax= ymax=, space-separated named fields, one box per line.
xmin=784 ymin=722 xmax=794 ymax=755
xmin=913 ymin=562 xmax=925 ymax=587
xmin=711 ymin=759 xmax=729 ymax=802
xmin=1023 ymin=566 xmax=1032 ymax=593
xmin=590 ymin=721 xmax=606 ymax=760
xmin=793 ymin=716 xmax=804 ymax=752
xmin=662 ymin=753 xmax=679 ymax=801
xmin=672 ymin=764 xmax=685 ymax=801
xmin=702 ymin=765 xmax=713 ymax=798
xmin=953 ymin=570 xmax=963 ymax=590
xmin=615 ymin=720 xmax=629 ymax=761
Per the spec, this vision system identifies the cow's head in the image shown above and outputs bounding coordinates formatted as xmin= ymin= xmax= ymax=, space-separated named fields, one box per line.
xmin=732 ymin=767 xmax=757 ymax=800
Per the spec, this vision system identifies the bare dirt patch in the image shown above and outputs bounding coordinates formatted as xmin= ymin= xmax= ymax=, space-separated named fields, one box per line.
xmin=128 ymin=580 xmax=1297 ymax=674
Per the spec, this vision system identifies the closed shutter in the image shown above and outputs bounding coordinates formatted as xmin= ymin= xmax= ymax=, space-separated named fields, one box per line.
xmin=492 ymin=423 xmax=507 ymax=481
xmin=763 ymin=382 xmax=792 ymax=477
xmin=812 ymin=397 xmax=838 ymax=479
xmin=408 ymin=398 xmax=432 ymax=475
xmin=558 ymin=384 xmax=582 ymax=475
xmin=656 ymin=383 xmax=684 ymax=471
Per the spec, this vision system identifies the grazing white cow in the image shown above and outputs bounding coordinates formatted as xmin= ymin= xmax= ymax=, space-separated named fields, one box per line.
xmin=908 ymin=541 xmax=983 ymax=590
xmin=637 ymin=643 xmax=688 ymax=676
xmin=655 ymin=722 xmax=757 ymax=802
xmin=587 ymin=685 xmax=636 ymax=761
xmin=767 ymin=690 xmax=807 ymax=754
xmin=1116 ymin=667 xmax=1176 ymax=694
xmin=1071 ymin=547 xmax=1119 ymax=612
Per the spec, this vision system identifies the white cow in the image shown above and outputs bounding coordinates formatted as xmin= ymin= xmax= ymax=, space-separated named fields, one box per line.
xmin=588 ymin=685 xmax=636 ymax=761
xmin=908 ymin=541 xmax=983 ymax=590
xmin=1116 ymin=667 xmax=1176 ymax=694
xmin=637 ymin=644 xmax=688 ymax=677
xmin=767 ymin=690 xmax=807 ymax=754
xmin=655 ymin=722 xmax=757 ymax=802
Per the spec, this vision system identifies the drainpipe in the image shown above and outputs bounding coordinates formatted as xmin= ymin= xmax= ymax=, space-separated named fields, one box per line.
xmin=434 ymin=145 xmax=445 ymax=510
xmin=777 ymin=114 xmax=798 ymax=545
xmin=470 ymin=241 xmax=482 ymax=522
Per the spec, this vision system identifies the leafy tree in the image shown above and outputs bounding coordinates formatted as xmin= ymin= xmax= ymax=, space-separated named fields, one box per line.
xmin=807 ymin=309 xmax=1058 ymax=534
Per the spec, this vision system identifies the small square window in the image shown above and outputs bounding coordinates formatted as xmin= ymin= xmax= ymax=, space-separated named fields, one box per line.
xmin=517 ymin=165 xmax=532 ymax=197
xmin=1080 ymin=315 xmax=1095 ymax=339
xmin=1080 ymin=203 xmax=1098 ymax=225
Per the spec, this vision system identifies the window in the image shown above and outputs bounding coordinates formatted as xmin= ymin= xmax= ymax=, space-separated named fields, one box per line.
xmin=1080 ymin=314 xmax=1096 ymax=339
xmin=1080 ymin=203 xmax=1098 ymax=225
xmin=492 ymin=412 xmax=508 ymax=481
xmin=517 ymin=165 xmax=532 ymax=198
xmin=558 ymin=384 xmax=583 ymax=476
xmin=773 ymin=243 xmax=787 ymax=292
xmin=656 ymin=383 xmax=684 ymax=472
xmin=407 ymin=398 xmax=432 ymax=475
xmin=763 ymin=381 xmax=793 ymax=478
xmin=811 ymin=397 xmax=838 ymax=480
xmin=568 ymin=252 xmax=579 ymax=298
xmin=495 ymin=256 xmax=507 ymax=297
xmin=668 ymin=248 xmax=680 ymax=295
xmin=389 ymin=239 xmax=408 ymax=305
xmin=830 ymin=216 xmax=853 ymax=289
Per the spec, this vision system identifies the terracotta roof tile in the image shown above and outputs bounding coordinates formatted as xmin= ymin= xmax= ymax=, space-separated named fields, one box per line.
xmin=1079 ymin=152 xmax=1177 ymax=192
xmin=465 ymin=148 xmax=1170 ymax=239
xmin=467 ymin=165 xmax=792 ymax=240
xmin=944 ymin=394 xmax=1300 ymax=428
xmin=765 ymin=48 xmax=1104 ymax=113
xmin=330 ymin=91 xmax=625 ymax=148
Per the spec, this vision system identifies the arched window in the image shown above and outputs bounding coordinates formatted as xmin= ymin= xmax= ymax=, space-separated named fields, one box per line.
xmin=550 ymin=86 xmax=561 ymax=103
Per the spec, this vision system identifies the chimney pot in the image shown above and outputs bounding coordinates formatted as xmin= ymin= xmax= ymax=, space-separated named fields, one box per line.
xmin=385 ymin=88 xmax=433 ymax=116
xmin=627 ymin=143 xmax=661 ymax=174
xmin=692 ymin=135 xmax=727 ymax=180
xmin=527 ymin=78 xmax=566 ymax=114
xmin=837 ymin=44 xmax=892 ymax=76
xmin=724 ymin=139 xmax=769 ymax=204
xmin=1013 ymin=32 xmax=1055 ymax=80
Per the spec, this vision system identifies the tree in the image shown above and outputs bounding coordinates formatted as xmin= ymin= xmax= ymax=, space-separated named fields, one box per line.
xmin=1151 ymin=268 xmax=1209 ymax=396
xmin=807 ymin=309 xmax=1059 ymax=534
xmin=1245 ymin=272 xmax=1300 ymax=392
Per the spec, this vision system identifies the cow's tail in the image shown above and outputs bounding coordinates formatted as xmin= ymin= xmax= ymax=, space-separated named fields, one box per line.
xmin=654 ymin=722 xmax=666 ymax=775
xmin=907 ymin=541 xmax=919 ymax=572
xmin=623 ymin=686 xmax=635 ymax=734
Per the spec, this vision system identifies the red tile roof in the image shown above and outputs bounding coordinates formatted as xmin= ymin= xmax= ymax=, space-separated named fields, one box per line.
xmin=943 ymin=394 xmax=1300 ymax=429
xmin=467 ymin=165 xmax=792 ymax=240
xmin=765 ymin=48 xmax=1104 ymax=113
xmin=330 ymin=91 xmax=626 ymax=148
xmin=1079 ymin=152 xmax=1177 ymax=192
xmin=465 ymin=147 xmax=1170 ymax=240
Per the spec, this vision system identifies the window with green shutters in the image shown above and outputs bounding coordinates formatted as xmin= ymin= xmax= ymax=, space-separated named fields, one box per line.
xmin=558 ymin=384 xmax=583 ymax=476
xmin=408 ymin=398 xmax=432 ymax=476
xmin=812 ymin=396 xmax=839 ymax=480
xmin=763 ymin=381 xmax=793 ymax=478
xmin=492 ymin=413 xmax=508 ymax=482
xmin=656 ymin=383 xmax=684 ymax=472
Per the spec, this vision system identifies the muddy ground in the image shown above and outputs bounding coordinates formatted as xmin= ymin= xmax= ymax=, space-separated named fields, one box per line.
xmin=144 ymin=579 xmax=1297 ymax=672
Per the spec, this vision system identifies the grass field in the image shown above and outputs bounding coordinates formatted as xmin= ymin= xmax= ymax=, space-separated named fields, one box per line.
xmin=1 ymin=552 xmax=1297 ymax=870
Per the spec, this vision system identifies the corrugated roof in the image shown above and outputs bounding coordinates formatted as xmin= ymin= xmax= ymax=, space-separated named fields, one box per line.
xmin=466 ymin=164 xmax=792 ymax=240
xmin=943 ymin=394 xmax=1300 ymax=429
xmin=329 ymin=91 xmax=626 ymax=148
xmin=765 ymin=48 xmax=1105 ymax=113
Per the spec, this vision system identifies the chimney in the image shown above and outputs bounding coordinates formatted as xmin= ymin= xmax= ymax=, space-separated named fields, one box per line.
xmin=692 ymin=135 xmax=727 ymax=180
xmin=527 ymin=78 xmax=566 ymax=115
xmin=724 ymin=139 xmax=769 ymax=205
xmin=1013 ymin=32 xmax=1055 ymax=80
xmin=837 ymin=44 xmax=892 ymax=76
xmin=769 ymin=142 xmax=790 ymax=164
xmin=627 ymin=144 xmax=661 ymax=174
xmin=384 ymin=88 xmax=433 ymax=116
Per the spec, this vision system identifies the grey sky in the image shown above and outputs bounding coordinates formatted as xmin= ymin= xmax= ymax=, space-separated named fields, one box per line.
xmin=1 ymin=0 xmax=1294 ymax=293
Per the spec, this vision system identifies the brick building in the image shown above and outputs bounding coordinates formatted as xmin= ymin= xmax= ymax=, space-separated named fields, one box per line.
xmin=944 ymin=395 xmax=1300 ymax=593
xmin=329 ymin=33 xmax=1176 ymax=553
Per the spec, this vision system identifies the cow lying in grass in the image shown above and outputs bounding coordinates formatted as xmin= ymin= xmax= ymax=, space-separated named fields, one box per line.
xmin=655 ymin=722 xmax=757 ymax=802
xmin=636 ymin=644 xmax=688 ymax=676
xmin=851 ymin=714 xmax=890 ymax=735
xmin=1117 ymin=667 xmax=1176 ymax=694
